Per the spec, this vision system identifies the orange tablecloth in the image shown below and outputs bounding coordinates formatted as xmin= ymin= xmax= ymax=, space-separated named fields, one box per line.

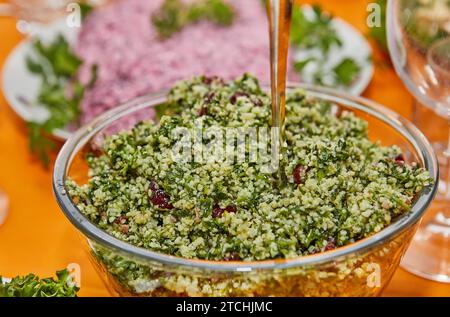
xmin=0 ymin=0 xmax=449 ymax=297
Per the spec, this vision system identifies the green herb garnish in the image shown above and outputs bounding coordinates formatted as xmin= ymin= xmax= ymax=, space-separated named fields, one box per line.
xmin=0 ymin=269 xmax=79 ymax=297
xmin=290 ymin=4 xmax=364 ymax=88
xmin=291 ymin=4 xmax=342 ymax=55
xmin=152 ymin=0 xmax=235 ymax=39
xmin=333 ymin=58 xmax=361 ymax=86
xmin=293 ymin=57 xmax=316 ymax=72
xmin=25 ymin=35 xmax=96 ymax=166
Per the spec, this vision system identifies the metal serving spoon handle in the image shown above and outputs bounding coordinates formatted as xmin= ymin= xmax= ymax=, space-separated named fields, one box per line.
xmin=267 ymin=0 xmax=293 ymax=183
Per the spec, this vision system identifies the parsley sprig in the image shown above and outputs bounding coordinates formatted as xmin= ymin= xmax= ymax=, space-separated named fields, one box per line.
xmin=0 ymin=269 xmax=79 ymax=297
xmin=25 ymin=35 xmax=97 ymax=166
xmin=152 ymin=0 xmax=235 ymax=39
xmin=290 ymin=5 xmax=362 ymax=88
xmin=291 ymin=5 xmax=342 ymax=55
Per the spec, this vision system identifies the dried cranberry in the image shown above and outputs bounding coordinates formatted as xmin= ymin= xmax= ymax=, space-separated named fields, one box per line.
xmin=198 ymin=92 xmax=216 ymax=116
xmin=114 ymin=215 xmax=128 ymax=224
xmin=212 ymin=206 xmax=225 ymax=218
xmin=293 ymin=165 xmax=305 ymax=185
xmin=324 ymin=239 xmax=336 ymax=251
xmin=205 ymin=92 xmax=215 ymax=102
xmin=202 ymin=76 xmax=223 ymax=85
xmin=230 ymin=92 xmax=249 ymax=105
xmin=212 ymin=204 xmax=237 ymax=218
xmin=202 ymin=76 xmax=213 ymax=85
xmin=252 ymin=97 xmax=263 ymax=107
xmin=198 ymin=106 xmax=208 ymax=117
xmin=395 ymin=154 xmax=405 ymax=165
xmin=223 ymin=252 xmax=241 ymax=261
xmin=151 ymin=189 xmax=174 ymax=210
xmin=149 ymin=182 xmax=173 ymax=210
xmin=120 ymin=224 xmax=129 ymax=234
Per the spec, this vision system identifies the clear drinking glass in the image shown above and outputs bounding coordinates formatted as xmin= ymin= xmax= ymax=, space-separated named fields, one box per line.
xmin=387 ymin=0 xmax=450 ymax=282
xmin=53 ymin=85 xmax=438 ymax=296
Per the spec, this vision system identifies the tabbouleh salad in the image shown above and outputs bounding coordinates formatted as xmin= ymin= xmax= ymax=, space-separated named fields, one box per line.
xmin=67 ymin=74 xmax=432 ymax=262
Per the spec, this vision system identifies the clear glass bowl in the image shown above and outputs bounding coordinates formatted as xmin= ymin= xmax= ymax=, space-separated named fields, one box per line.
xmin=53 ymin=84 xmax=439 ymax=297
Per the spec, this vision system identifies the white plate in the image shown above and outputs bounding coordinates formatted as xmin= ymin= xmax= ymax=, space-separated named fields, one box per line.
xmin=1 ymin=19 xmax=77 ymax=140
xmin=293 ymin=6 xmax=374 ymax=95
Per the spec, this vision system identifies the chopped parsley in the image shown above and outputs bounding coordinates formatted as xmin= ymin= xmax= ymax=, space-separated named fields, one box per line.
xmin=291 ymin=4 xmax=342 ymax=55
xmin=25 ymin=35 xmax=96 ymax=166
xmin=333 ymin=58 xmax=361 ymax=86
xmin=290 ymin=5 xmax=364 ymax=88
